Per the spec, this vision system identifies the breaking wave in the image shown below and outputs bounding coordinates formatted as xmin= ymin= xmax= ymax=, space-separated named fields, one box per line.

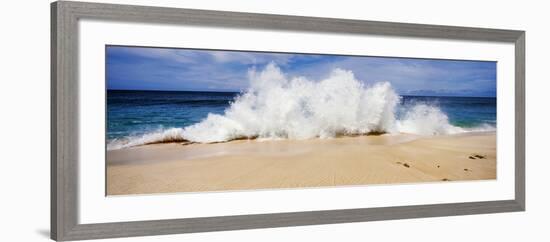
xmin=107 ymin=64 xmax=495 ymax=150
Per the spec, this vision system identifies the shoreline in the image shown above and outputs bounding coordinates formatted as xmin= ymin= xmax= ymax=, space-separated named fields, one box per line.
xmin=107 ymin=132 xmax=496 ymax=195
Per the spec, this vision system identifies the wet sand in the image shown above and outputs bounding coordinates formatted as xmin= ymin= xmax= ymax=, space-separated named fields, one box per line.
xmin=107 ymin=132 xmax=496 ymax=195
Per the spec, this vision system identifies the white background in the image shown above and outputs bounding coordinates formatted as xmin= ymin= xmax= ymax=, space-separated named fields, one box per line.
xmin=0 ymin=0 xmax=548 ymax=241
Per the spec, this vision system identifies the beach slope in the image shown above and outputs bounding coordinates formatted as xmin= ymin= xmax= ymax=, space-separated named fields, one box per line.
xmin=107 ymin=132 xmax=496 ymax=195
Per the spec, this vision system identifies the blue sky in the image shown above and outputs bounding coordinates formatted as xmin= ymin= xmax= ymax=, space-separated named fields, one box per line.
xmin=107 ymin=46 xmax=497 ymax=97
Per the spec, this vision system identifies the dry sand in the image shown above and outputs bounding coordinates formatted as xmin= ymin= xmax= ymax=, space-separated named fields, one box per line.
xmin=107 ymin=132 xmax=496 ymax=195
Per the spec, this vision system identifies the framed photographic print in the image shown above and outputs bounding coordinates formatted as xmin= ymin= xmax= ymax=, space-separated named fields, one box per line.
xmin=51 ymin=1 xmax=525 ymax=241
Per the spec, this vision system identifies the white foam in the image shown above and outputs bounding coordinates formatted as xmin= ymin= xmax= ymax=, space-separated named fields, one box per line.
xmin=181 ymin=64 xmax=401 ymax=143
xmin=396 ymin=104 xmax=464 ymax=135
xmin=107 ymin=64 xmax=495 ymax=150
xmin=107 ymin=128 xmax=186 ymax=150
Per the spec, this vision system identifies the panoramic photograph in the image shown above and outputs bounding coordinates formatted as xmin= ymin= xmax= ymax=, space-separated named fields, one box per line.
xmin=106 ymin=45 xmax=497 ymax=196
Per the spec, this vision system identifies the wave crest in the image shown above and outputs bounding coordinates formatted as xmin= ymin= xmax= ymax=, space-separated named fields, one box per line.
xmin=107 ymin=128 xmax=186 ymax=150
xmin=396 ymin=104 xmax=465 ymax=135
xmin=182 ymin=64 xmax=401 ymax=143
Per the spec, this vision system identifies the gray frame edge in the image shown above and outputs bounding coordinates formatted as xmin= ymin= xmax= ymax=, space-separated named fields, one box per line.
xmin=51 ymin=1 xmax=526 ymax=241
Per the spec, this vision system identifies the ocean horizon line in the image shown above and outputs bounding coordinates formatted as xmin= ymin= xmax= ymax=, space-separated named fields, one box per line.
xmin=107 ymin=89 xmax=496 ymax=98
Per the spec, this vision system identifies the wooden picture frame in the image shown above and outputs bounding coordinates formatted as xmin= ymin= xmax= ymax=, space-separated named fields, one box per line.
xmin=51 ymin=1 xmax=525 ymax=240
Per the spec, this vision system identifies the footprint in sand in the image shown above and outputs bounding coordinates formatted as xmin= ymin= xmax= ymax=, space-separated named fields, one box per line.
xmin=468 ymin=154 xmax=486 ymax=160
xmin=395 ymin=162 xmax=411 ymax=168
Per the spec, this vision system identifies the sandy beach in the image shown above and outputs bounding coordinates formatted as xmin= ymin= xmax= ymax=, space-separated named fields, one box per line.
xmin=106 ymin=132 xmax=496 ymax=195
